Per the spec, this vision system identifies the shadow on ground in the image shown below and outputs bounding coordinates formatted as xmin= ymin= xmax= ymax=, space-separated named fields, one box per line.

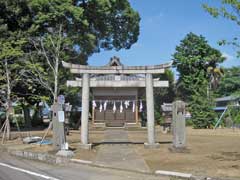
xmin=92 ymin=141 xmax=172 ymax=148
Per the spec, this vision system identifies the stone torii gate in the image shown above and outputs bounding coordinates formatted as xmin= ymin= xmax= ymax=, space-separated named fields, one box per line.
xmin=62 ymin=58 xmax=172 ymax=149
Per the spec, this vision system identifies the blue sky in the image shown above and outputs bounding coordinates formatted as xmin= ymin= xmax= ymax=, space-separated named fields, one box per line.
xmin=88 ymin=0 xmax=240 ymax=70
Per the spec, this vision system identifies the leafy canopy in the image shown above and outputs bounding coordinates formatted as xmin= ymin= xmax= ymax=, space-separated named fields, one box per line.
xmin=0 ymin=0 xmax=140 ymax=103
xmin=216 ymin=67 xmax=240 ymax=97
xmin=154 ymin=69 xmax=175 ymax=123
xmin=28 ymin=0 xmax=140 ymax=61
xmin=173 ymin=32 xmax=225 ymax=101
xmin=203 ymin=0 xmax=240 ymax=57
xmin=173 ymin=32 xmax=225 ymax=78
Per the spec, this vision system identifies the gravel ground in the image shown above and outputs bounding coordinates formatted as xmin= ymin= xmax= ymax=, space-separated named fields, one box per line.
xmin=1 ymin=127 xmax=240 ymax=180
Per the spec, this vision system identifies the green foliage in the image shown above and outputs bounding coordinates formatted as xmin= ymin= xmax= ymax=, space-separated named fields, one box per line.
xmin=189 ymin=73 xmax=216 ymax=128
xmin=28 ymin=0 xmax=140 ymax=101
xmin=173 ymin=33 xmax=224 ymax=128
xmin=0 ymin=3 xmax=27 ymax=94
xmin=0 ymin=40 xmax=26 ymax=105
xmin=216 ymin=67 xmax=240 ymax=97
xmin=0 ymin=40 xmax=26 ymax=60
xmin=213 ymin=66 xmax=240 ymax=127
xmin=203 ymin=1 xmax=240 ymax=57
xmin=173 ymin=32 xmax=224 ymax=74
xmin=0 ymin=0 xmax=42 ymax=109
xmin=186 ymin=118 xmax=193 ymax=126
xmin=154 ymin=69 xmax=175 ymax=123
xmin=228 ymin=106 xmax=240 ymax=125
xmin=0 ymin=0 xmax=140 ymax=111
xmin=173 ymin=32 xmax=225 ymax=101
xmin=28 ymin=0 xmax=140 ymax=61
xmin=203 ymin=1 xmax=240 ymax=25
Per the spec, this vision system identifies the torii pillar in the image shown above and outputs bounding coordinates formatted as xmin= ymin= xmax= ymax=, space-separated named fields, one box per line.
xmin=79 ymin=73 xmax=92 ymax=149
xmin=144 ymin=73 xmax=160 ymax=148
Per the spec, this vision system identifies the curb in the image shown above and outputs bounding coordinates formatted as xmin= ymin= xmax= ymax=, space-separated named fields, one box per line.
xmin=70 ymin=158 xmax=92 ymax=165
xmin=155 ymin=170 xmax=192 ymax=179
xmin=7 ymin=149 xmax=70 ymax=164
xmin=155 ymin=170 xmax=223 ymax=180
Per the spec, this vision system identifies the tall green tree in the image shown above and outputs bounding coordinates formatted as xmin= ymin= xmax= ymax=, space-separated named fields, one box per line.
xmin=0 ymin=0 xmax=140 ymax=112
xmin=203 ymin=1 xmax=240 ymax=57
xmin=0 ymin=0 xmax=31 ymax=138
xmin=0 ymin=0 xmax=46 ymax=129
xmin=0 ymin=0 xmax=140 ymax=128
xmin=173 ymin=32 xmax=225 ymax=101
xmin=27 ymin=0 xmax=140 ymax=62
xmin=23 ymin=0 xmax=140 ymax=103
xmin=0 ymin=40 xmax=26 ymax=140
xmin=173 ymin=32 xmax=225 ymax=128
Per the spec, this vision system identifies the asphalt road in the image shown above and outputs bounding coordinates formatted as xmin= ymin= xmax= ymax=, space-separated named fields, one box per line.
xmin=0 ymin=152 xmax=169 ymax=180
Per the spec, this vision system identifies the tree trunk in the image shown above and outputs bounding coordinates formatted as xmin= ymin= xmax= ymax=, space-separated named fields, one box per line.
xmin=23 ymin=105 xmax=31 ymax=129
xmin=32 ymin=102 xmax=43 ymax=127
xmin=5 ymin=59 xmax=11 ymax=140
xmin=53 ymin=64 xmax=58 ymax=103
xmin=53 ymin=24 xmax=62 ymax=103
xmin=5 ymin=107 xmax=10 ymax=140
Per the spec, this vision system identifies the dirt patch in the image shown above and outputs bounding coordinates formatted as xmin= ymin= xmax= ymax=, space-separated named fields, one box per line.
xmin=209 ymin=152 xmax=240 ymax=161
xmin=128 ymin=127 xmax=240 ymax=179
xmin=71 ymin=144 xmax=98 ymax=161
xmin=1 ymin=130 xmax=104 ymax=160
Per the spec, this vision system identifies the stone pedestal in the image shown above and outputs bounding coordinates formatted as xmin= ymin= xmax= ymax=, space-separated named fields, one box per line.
xmin=124 ymin=123 xmax=141 ymax=129
xmin=144 ymin=142 xmax=160 ymax=149
xmin=56 ymin=150 xmax=74 ymax=158
xmin=79 ymin=143 xmax=92 ymax=150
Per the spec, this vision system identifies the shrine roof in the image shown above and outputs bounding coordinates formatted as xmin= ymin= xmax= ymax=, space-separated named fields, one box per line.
xmin=62 ymin=56 xmax=172 ymax=74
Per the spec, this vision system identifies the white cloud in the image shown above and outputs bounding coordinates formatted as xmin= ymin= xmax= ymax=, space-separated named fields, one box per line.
xmin=222 ymin=52 xmax=234 ymax=60
xmin=221 ymin=52 xmax=240 ymax=67
xmin=146 ymin=13 xmax=164 ymax=23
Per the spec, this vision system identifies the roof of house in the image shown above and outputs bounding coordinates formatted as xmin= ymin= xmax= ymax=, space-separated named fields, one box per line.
xmin=213 ymin=107 xmax=227 ymax=111
xmin=161 ymin=103 xmax=172 ymax=112
xmin=215 ymin=96 xmax=239 ymax=102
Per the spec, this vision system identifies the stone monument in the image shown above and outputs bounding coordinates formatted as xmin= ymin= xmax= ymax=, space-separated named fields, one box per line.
xmin=170 ymin=100 xmax=188 ymax=152
xmin=52 ymin=102 xmax=74 ymax=157
xmin=51 ymin=103 xmax=65 ymax=150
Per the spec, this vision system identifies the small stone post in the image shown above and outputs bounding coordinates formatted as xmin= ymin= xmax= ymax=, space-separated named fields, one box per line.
xmin=51 ymin=103 xmax=65 ymax=150
xmin=144 ymin=73 xmax=160 ymax=149
xmin=170 ymin=100 xmax=187 ymax=152
xmin=80 ymin=73 xmax=92 ymax=149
